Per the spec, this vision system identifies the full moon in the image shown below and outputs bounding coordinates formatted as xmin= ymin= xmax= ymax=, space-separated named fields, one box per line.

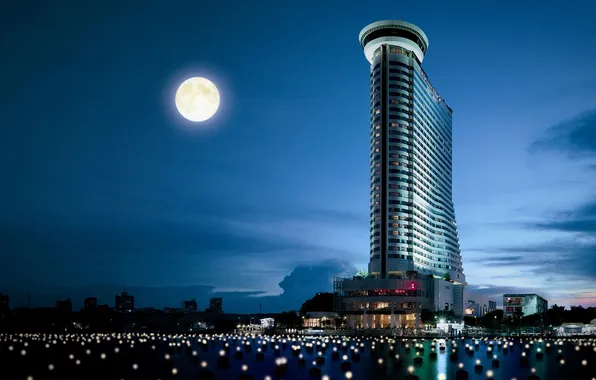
xmin=174 ymin=77 xmax=220 ymax=122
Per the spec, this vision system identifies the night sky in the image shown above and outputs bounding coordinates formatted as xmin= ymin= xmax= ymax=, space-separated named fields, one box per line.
xmin=1 ymin=0 xmax=596 ymax=312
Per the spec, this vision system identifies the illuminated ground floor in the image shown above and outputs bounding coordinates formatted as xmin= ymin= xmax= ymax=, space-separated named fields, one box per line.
xmin=334 ymin=274 xmax=465 ymax=329
xmin=346 ymin=312 xmax=417 ymax=329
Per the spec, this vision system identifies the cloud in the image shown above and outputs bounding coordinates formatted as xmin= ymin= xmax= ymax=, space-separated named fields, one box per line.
xmin=532 ymin=199 xmax=596 ymax=234
xmin=529 ymin=107 xmax=596 ymax=161
xmin=466 ymin=255 xmax=524 ymax=264
xmin=278 ymin=259 xmax=356 ymax=299
xmin=471 ymin=239 xmax=596 ymax=281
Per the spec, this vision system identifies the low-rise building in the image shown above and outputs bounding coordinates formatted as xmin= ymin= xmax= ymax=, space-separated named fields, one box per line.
xmin=302 ymin=312 xmax=339 ymax=328
xmin=207 ymin=297 xmax=223 ymax=313
xmin=463 ymin=291 xmax=496 ymax=317
xmin=84 ymin=297 xmax=97 ymax=311
xmin=334 ymin=273 xmax=464 ymax=329
xmin=554 ymin=320 xmax=596 ymax=336
xmin=182 ymin=299 xmax=198 ymax=312
xmin=115 ymin=291 xmax=134 ymax=312
xmin=503 ymin=294 xmax=548 ymax=317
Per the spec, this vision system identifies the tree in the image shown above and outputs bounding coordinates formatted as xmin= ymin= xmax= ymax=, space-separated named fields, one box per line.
xmin=442 ymin=272 xmax=451 ymax=281
xmin=545 ymin=304 xmax=565 ymax=326
xmin=276 ymin=311 xmax=302 ymax=328
xmin=420 ymin=309 xmax=434 ymax=325
xmin=481 ymin=310 xmax=503 ymax=329
xmin=300 ymin=293 xmax=335 ymax=314
xmin=356 ymin=268 xmax=368 ymax=277
xmin=464 ymin=316 xmax=477 ymax=326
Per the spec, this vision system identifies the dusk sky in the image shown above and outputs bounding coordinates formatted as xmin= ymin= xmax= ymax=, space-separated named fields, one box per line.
xmin=1 ymin=0 xmax=595 ymax=312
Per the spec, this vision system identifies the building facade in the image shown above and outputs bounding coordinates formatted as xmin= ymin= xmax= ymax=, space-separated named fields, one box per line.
xmin=337 ymin=20 xmax=466 ymax=328
xmin=208 ymin=297 xmax=223 ymax=313
xmin=84 ymin=297 xmax=98 ymax=311
xmin=503 ymin=294 xmax=548 ymax=317
xmin=115 ymin=291 xmax=135 ymax=312
xmin=463 ymin=291 xmax=496 ymax=317
xmin=362 ymin=20 xmax=465 ymax=282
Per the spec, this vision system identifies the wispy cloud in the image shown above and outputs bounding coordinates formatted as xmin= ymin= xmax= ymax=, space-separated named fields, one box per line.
xmin=465 ymin=108 xmax=596 ymax=307
xmin=529 ymin=107 xmax=596 ymax=161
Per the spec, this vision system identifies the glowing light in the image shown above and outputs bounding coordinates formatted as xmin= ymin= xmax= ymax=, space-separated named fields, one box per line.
xmin=175 ymin=77 xmax=220 ymax=122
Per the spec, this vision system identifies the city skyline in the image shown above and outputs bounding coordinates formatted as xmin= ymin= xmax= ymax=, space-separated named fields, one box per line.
xmin=1 ymin=0 xmax=596 ymax=312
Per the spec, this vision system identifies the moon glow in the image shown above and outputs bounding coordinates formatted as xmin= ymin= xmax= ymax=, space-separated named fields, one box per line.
xmin=175 ymin=77 xmax=220 ymax=122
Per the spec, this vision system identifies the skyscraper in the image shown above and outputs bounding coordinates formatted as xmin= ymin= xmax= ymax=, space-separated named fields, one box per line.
xmin=359 ymin=20 xmax=465 ymax=282
xmin=335 ymin=20 xmax=465 ymax=329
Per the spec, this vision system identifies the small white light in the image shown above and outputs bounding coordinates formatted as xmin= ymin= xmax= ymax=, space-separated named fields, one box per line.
xmin=132 ymin=363 xmax=138 ymax=370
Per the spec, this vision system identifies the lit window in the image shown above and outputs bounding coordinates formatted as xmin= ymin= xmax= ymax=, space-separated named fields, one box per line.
xmin=375 ymin=109 xmax=380 ymax=115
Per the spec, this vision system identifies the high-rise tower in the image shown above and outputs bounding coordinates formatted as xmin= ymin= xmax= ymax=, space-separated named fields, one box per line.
xmin=359 ymin=21 xmax=465 ymax=282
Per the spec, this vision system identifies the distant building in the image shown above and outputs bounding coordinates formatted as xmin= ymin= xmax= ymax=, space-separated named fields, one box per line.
xmin=503 ymin=294 xmax=548 ymax=317
xmin=182 ymin=299 xmax=198 ymax=311
xmin=463 ymin=291 xmax=497 ymax=317
xmin=208 ymin=297 xmax=223 ymax=313
xmin=115 ymin=291 xmax=134 ymax=312
xmin=84 ymin=297 xmax=98 ymax=311
xmin=56 ymin=298 xmax=72 ymax=313
xmin=0 ymin=293 xmax=9 ymax=314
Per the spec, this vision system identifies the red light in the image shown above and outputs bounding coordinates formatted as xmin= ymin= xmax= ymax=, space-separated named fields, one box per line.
xmin=411 ymin=283 xmax=415 ymax=289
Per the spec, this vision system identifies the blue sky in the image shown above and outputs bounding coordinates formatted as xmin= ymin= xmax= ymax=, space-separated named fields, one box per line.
xmin=1 ymin=0 xmax=595 ymax=311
